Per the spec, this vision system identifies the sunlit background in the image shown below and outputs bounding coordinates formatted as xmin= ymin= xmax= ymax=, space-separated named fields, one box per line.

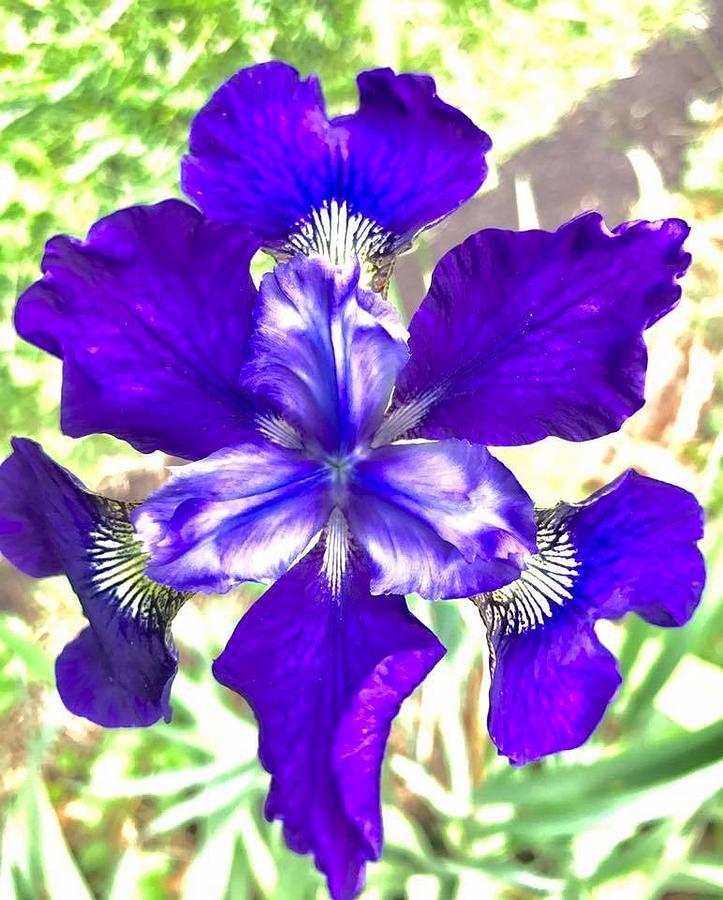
xmin=1 ymin=1 xmax=722 ymax=897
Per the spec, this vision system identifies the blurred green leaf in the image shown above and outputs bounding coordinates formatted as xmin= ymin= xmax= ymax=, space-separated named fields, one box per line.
xmin=106 ymin=847 xmax=171 ymax=900
xmin=145 ymin=768 xmax=264 ymax=836
xmin=0 ymin=615 xmax=54 ymax=684
xmin=666 ymin=857 xmax=723 ymax=893
xmin=91 ymin=756 xmax=250 ymax=800
xmin=20 ymin=773 xmax=93 ymax=900
xmin=179 ymin=808 xmax=238 ymax=900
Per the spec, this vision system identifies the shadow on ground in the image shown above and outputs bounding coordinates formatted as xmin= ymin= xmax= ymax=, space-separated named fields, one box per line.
xmin=395 ymin=3 xmax=723 ymax=313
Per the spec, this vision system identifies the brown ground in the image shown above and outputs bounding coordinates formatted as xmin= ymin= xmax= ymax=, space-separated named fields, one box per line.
xmin=395 ymin=1 xmax=723 ymax=314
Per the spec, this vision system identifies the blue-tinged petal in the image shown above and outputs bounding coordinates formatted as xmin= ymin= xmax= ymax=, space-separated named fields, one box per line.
xmin=241 ymin=255 xmax=408 ymax=454
xmin=182 ymin=63 xmax=490 ymax=280
xmin=395 ymin=213 xmax=691 ymax=446
xmin=335 ymin=68 xmax=491 ymax=250
xmin=0 ymin=439 xmax=189 ymax=727
xmin=0 ymin=445 xmax=65 ymax=579
xmin=565 ymin=470 xmax=705 ymax=626
xmin=474 ymin=469 xmax=704 ymax=764
xmin=213 ymin=550 xmax=444 ymax=900
xmin=347 ymin=440 xmax=536 ymax=599
xmin=15 ymin=200 xmax=260 ymax=460
xmin=133 ymin=438 xmax=333 ymax=593
xmin=183 ymin=63 xmax=330 ymax=242
xmin=485 ymin=609 xmax=621 ymax=766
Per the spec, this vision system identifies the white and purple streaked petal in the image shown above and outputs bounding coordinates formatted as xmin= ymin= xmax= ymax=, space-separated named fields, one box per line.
xmin=133 ymin=439 xmax=333 ymax=593
xmin=486 ymin=610 xmax=621 ymax=766
xmin=212 ymin=551 xmax=444 ymax=900
xmin=396 ymin=213 xmax=691 ymax=446
xmin=241 ymin=255 xmax=408 ymax=453
xmin=564 ymin=470 xmax=705 ymax=626
xmin=347 ymin=441 xmax=536 ymax=599
xmin=0 ymin=439 xmax=189 ymax=727
xmin=474 ymin=469 xmax=705 ymax=765
xmin=182 ymin=63 xmax=490 ymax=266
xmin=15 ymin=200 xmax=260 ymax=460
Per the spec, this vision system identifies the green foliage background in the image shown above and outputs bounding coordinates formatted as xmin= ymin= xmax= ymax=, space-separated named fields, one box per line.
xmin=1 ymin=1 xmax=722 ymax=898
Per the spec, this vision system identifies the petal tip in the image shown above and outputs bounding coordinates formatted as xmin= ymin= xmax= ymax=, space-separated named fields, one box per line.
xmin=55 ymin=628 xmax=169 ymax=729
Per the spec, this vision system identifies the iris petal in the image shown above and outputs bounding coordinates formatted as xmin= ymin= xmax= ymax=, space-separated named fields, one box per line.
xmin=133 ymin=438 xmax=334 ymax=593
xmin=348 ymin=440 xmax=536 ymax=599
xmin=486 ymin=609 xmax=621 ymax=766
xmin=396 ymin=213 xmax=691 ymax=445
xmin=182 ymin=62 xmax=490 ymax=278
xmin=241 ymin=255 xmax=408 ymax=454
xmin=183 ymin=62 xmax=330 ymax=241
xmin=566 ymin=469 xmax=705 ymax=626
xmin=213 ymin=550 xmax=444 ymax=900
xmin=15 ymin=199 xmax=259 ymax=460
xmin=0 ymin=439 xmax=189 ymax=727
xmin=475 ymin=469 xmax=705 ymax=764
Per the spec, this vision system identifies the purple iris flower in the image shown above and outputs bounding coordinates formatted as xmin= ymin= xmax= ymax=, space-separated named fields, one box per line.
xmin=0 ymin=62 xmax=706 ymax=900
xmin=129 ymin=252 xmax=535 ymax=601
xmin=473 ymin=469 xmax=705 ymax=766
xmin=0 ymin=438 xmax=189 ymax=726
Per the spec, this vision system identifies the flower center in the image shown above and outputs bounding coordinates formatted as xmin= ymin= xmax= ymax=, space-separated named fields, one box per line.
xmin=323 ymin=452 xmax=357 ymax=505
xmin=318 ymin=452 xmax=365 ymax=597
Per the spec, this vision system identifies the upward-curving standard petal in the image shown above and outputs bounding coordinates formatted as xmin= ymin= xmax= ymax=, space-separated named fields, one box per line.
xmin=15 ymin=200 xmax=260 ymax=460
xmin=396 ymin=213 xmax=691 ymax=446
xmin=474 ymin=470 xmax=705 ymax=765
xmin=213 ymin=551 xmax=444 ymax=900
xmin=0 ymin=439 xmax=189 ymax=727
xmin=182 ymin=62 xmax=490 ymax=276
xmin=241 ymin=254 xmax=408 ymax=454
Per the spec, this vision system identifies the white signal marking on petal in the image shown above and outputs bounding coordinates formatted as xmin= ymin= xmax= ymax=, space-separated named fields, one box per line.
xmin=371 ymin=386 xmax=445 ymax=447
xmin=87 ymin=499 xmax=189 ymax=628
xmin=255 ymin=413 xmax=305 ymax=450
xmin=321 ymin=507 xmax=350 ymax=599
xmin=472 ymin=505 xmax=582 ymax=651
xmin=286 ymin=199 xmax=395 ymax=268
